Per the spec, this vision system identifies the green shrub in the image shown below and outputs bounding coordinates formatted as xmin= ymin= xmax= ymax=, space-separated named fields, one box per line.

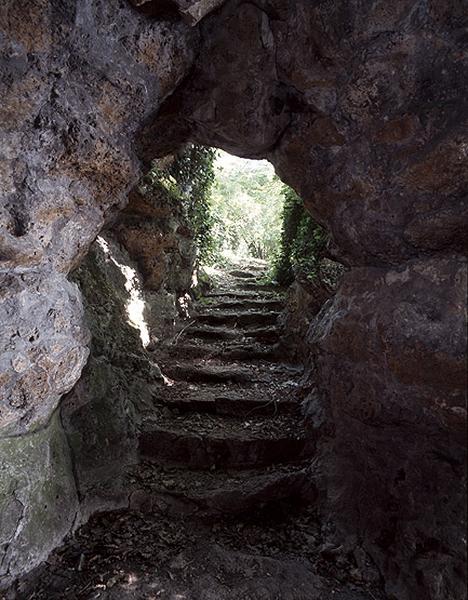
xmin=145 ymin=148 xmax=336 ymax=288
xmin=146 ymin=144 xmax=217 ymax=265
xmin=209 ymin=153 xmax=284 ymax=263
xmin=275 ymin=186 xmax=327 ymax=286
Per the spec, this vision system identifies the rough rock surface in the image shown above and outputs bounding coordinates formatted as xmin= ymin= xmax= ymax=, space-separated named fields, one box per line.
xmin=0 ymin=1 xmax=196 ymax=274
xmin=115 ymin=187 xmax=194 ymax=295
xmin=0 ymin=413 xmax=78 ymax=587
xmin=112 ymin=164 xmax=198 ymax=340
xmin=0 ymin=271 xmax=89 ymax=436
xmin=132 ymin=0 xmax=226 ymax=25
xmin=0 ymin=0 xmax=196 ymax=431
xmin=61 ymin=234 xmax=163 ymax=521
xmin=1 ymin=0 xmax=197 ymax=585
xmin=1 ymin=0 xmax=467 ymax=598
xmin=279 ymin=273 xmax=340 ymax=361
xmin=308 ymin=257 xmax=467 ymax=600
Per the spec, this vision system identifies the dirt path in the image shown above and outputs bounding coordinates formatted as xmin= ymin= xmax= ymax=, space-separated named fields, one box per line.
xmin=11 ymin=265 xmax=386 ymax=600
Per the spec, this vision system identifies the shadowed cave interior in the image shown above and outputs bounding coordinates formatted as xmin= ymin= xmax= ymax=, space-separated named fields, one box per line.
xmin=0 ymin=1 xmax=466 ymax=599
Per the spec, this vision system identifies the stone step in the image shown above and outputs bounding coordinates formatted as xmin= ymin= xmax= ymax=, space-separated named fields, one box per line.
xmin=160 ymin=387 xmax=298 ymax=416
xmin=196 ymin=310 xmax=279 ymax=328
xmin=139 ymin=414 xmax=315 ymax=470
xmin=161 ymin=359 xmax=300 ymax=384
xmin=190 ymin=325 xmax=242 ymax=341
xmin=228 ymin=270 xmax=258 ymax=279
xmin=205 ymin=290 xmax=283 ymax=300
xmin=164 ymin=342 xmax=280 ymax=362
xmin=219 ymin=343 xmax=280 ymax=362
xmin=236 ymin=282 xmax=281 ymax=292
xmin=206 ymin=298 xmax=284 ymax=311
xmin=128 ymin=461 xmax=315 ymax=517
xmin=245 ymin=325 xmax=279 ymax=344
xmin=163 ymin=342 xmax=219 ymax=360
xmin=162 ymin=362 xmax=253 ymax=383
xmin=188 ymin=325 xmax=279 ymax=345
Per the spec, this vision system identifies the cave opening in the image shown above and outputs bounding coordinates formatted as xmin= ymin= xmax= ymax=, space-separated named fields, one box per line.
xmin=103 ymin=144 xmax=340 ymax=356
xmin=1 ymin=1 xmax=466 ymax=599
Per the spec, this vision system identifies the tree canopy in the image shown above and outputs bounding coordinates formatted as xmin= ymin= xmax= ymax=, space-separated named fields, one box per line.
xmin=146 ymin=146 xmax=336 ymax=286
xmin=209 ymin=152 xmax=284 ymax=262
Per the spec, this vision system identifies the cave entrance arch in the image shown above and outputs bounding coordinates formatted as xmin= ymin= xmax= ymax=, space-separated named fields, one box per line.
xmin=1 ymin=1 xmax=465 ymax=598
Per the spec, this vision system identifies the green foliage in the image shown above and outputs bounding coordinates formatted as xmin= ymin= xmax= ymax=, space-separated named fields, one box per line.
xmin=170 ymin=145 xmax=217 ymax=264
xmin=145 ymin=147 xmax=333 ymax=286
xmin=210 ymin=153 xmax=284 ymax=262
xmin=147 ymin=144 xmax=217 ymax=264
xmin=275 ymin=186 xmax=327 ymax=286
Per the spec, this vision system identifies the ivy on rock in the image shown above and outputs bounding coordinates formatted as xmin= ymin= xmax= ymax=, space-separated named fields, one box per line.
xmin=146 ymin=144 xmax=218 ymax=266
xmin=274 ymin=187 xmax=327 ymax=286
xmin=145 ymin=146 xmax=341 ymax=291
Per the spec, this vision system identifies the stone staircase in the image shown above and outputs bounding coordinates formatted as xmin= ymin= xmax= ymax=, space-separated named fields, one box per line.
xmin=18 ymin=265 xmax=384 ymax=599
xmin=128 ymin=265 xmax=317 ymax=518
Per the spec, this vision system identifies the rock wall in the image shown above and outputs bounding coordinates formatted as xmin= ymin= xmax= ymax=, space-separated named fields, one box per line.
xmin=60 ymin=174 xmax=202 ymax=523
xmin=62 ymin=233 xmax=164 ymax=521
xmin=279 ymin=259 xmax=345 ymax=361
xmin=279 ymin=279 xmax=332 ymax=362
xmin=0 ymin=0 xmax=198 ymax=586
xmin=112 ymin=162 xmax=198 ymax=342
xmin=0 ymin=272 xmax=87 ymax=586
xmin=308 ymin=257 xmax=466 ymax=599
xmin=1 ymin=0 xmax=467 ymax=597
xmin=131 ymin=0 xmax=226 ymax=25
xmin=0 ymin=413 xmax=78 ymax=587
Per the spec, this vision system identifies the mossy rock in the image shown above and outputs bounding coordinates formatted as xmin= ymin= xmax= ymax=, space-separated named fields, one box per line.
xmin=0 ymin=413 xmax=78 ymax=588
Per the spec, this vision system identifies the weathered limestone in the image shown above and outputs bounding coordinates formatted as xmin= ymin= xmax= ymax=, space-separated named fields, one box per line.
xmin=0 ymin=413 xmax=78 ymax=588
xmin=279 ymin=262 xmax=344 ymax=361
xmin=112 ymin=169 xmax=198 ymax=339
xmin=175 ymin=0 xmax=226 ymax=25
xmin=1 ymin=0 xmax=467 ymax=597
xmin=0 ymin=0 xmax=197 ymax=436
xmin=308 ymin=257 xmax=467 ymax=599
xmin=1 ymin=0 xmax=198 ymax=587
xmin=0 ymin=271 xmax=89 ymax=436
xmin=0 ymin=1 xmax=196 ymax=275
xmin=61 ymin=235 xmax=155 ymax=520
